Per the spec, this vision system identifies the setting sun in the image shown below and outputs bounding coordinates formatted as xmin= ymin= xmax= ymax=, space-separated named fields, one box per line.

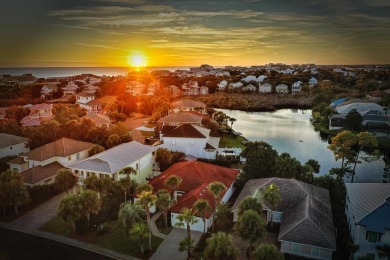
xmin=128 ymin=52 xmax=147 ymax=67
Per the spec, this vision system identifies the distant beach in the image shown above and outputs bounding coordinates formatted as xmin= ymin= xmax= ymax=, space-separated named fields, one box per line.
xmin=0 ymin=66 xmax=198 ymax=78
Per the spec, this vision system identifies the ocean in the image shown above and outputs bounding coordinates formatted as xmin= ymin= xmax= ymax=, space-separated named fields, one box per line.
xmin=0 ymin=66 xmax=195 ymax=78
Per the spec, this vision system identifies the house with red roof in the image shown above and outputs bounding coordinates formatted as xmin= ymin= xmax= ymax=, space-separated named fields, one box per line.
xmin=149 ymin=161 xmax=239 ymax=232
xmin=20 ymin=103 xmax=54 ymax=127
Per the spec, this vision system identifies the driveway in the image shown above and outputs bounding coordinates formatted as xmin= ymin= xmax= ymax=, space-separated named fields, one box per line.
xmin=150 ymin=228 xmax=203 ymax=260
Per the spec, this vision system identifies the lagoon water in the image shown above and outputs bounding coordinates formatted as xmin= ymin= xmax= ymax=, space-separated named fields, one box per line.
xmin=219 ymin=108 xmax=385 ymax=183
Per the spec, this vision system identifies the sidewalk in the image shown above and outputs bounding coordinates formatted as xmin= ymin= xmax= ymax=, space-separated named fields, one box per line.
xmin=150 ymin=211 xmax=167 ymax=239
xmin=0 ymin=188 xmax=140 ymax=260
xmin=150 ymin=227 xmax=202 ymax=260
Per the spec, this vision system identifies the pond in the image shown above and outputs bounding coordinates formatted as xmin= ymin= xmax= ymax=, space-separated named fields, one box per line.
xmin=218 ymin=108 xmax=385 ymax=183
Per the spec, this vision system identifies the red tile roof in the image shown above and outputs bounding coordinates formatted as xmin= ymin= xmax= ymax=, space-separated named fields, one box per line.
xmin=157 ymin=112 xmax=202 ymax=124
xmin=171 ymin=99 xmax=206 ymax=108
xmin=149 ymin=161 xmax=239 ymax=217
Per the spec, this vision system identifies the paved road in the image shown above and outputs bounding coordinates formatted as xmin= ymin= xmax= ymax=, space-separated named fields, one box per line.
xmin=150 ymin=228 xmax=202 ymax=260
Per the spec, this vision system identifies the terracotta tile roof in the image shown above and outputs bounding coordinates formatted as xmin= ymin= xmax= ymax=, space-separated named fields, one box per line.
xmin=30 ymin=103 xmax=53 ymax=110
xmin=21 ymin=162 xmax=64 ymax=185
xmin=149 ymin=161 xmax=239 ymax=216
xmin=157 ymin=112 xmax=202 ymax=124
xmin=170 ymin=99 xmax=206 ymax=109
xmin=23 ymin=138 xmax=95 ymax=162
xmin=0 ymin=133 xmax=29 ymax=148
xmin=163 ymin=124 xmax=207 ymax=138
xmin=20 ymin=116 xmax=42 ymax=127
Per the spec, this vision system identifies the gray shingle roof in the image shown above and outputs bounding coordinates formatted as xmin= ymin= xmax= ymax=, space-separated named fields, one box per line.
xmin=336 ymin=102 xmax=384 ymax=115
xmin=346 ymin=183 xmax=390 ymax=222
xmin=233 ymin=178 xmax=337 ymax=250
xmin=0 ymin=133 xmax=29 ymax=148
xmin=69 ymin=141 xmax=157 ymax=174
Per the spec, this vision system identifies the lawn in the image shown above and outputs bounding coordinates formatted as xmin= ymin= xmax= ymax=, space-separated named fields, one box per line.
xmin=97 ymin=225 xmax=163 ymax=259
xmin=219 ymin=134 xmax=246 ymax=149
xmin=41 ymin=216 xmax=163 ymax=258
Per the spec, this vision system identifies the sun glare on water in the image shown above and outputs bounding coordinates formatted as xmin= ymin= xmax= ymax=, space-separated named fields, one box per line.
xmin=128 ymin=52 xmax=147 ymax=68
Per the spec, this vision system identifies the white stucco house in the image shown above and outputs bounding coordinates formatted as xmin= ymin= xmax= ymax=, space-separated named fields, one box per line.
xmin=232 ymin=178 xmax=337 ymax=260
xmin=149 ymin=161 xmax=239 ymax=232
xmin=309 ymin=77 xmax=318 ymax=87
xmin=160 ymin=124 xmax=220 ymax=160
xmin=345 ymin=183 xmax=390 ymax=260
xmin=0 ymin=133 xmax=29 ymax=159
xmin=292 ymin=81 xmax=303 ymax=94
xmin=259 ymin=83 xmax=272 ymax=93
xmin=218 ymin=80 xmax=228 ymax=91
xmin=275 ymin=84 xmax=289 ymax=94
xmin=69 ymin=141 xmax=157 ymax=185
xmin=62 ymin=81 xmax=79 ymax=95
xmin=8 ymin=138 xmax=95 ymax=186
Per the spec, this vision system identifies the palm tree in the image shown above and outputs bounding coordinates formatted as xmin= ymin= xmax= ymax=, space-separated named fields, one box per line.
xmin=205 ymin=232 xmax=238 ymax=260
xmin=229 ymin=117 xmax=237 ymax=129
xmin=117 ymin=176 xmax=135 ymax=203
xmin=175 ymin=207 xmax=198 ymax=259
xmin=208 ymin=181 xmax=227 ymax=231
xmin=252 ymin=243 xmax=284 ymax=260
xmin=156 ymin=189 xmax=173 ymax=228
xmin=130 ymin=222 xmax=149 ymax=255
xmin=119 ymin=202 xmax=145 ymax=234
xmin=164 ymin=175 xmax=182 ymax=199
xmin=262 ymin=183 xmax=281 ymax=227
xmin=54 ymin=168 xmax=77 ymax=193
xmin=193 ymin=199 xmax=211 ymax=233
xmin=136 ymin=190 xmax=157 ymax=251
xmin=235 ymin=209 xmax=267 ymax=251
xmin=78 ymin=190 xmax=101 ymax=227
xmin=58 ymin=194 xmax=82 ymax=232
xmin=238 ymin=196 xmax=263 ymax=215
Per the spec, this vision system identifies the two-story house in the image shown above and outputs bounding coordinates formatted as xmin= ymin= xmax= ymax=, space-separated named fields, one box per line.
xmin=20 ymin=103 xmax=54 ymax=127
xmin=160 ymin=124 xmax=220 ymax=159
xmin=345 ymin=183 xmax=390 ymax=260
xmin=8 ymin=138 xmax=95 ymax=186
xmin=0 ymin=133 xmax=29 ymax=158
xmin=62 ymin=81 xmax=79 ymax=96
xmin=69 ymin=141 xmax=157 ymax=185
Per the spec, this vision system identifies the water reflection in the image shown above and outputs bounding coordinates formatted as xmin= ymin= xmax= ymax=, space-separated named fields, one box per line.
xmin=218 ymin=109 xmax=385 ymax=183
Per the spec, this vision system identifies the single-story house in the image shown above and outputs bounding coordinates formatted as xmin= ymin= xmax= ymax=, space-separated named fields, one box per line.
xmin=232 ymin=178 xmax=337 ymax=260
xmin=149 ymin=161 xmax=239 ymax=232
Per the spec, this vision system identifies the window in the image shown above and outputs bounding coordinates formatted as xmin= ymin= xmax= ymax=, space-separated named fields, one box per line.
xmin=76 ymin=153 xmax=80 ymax=160
xmin=311 ymin=247 xmax=320 ymax=256
xmin=68 ymin=156 xmax=71 ymax=161
xmin=300 ymin=245 xmax=311 ymax=255
xmin=136 ymin=163 xmax=139 ymax=170
xmin=367 ymin=232 xmax=378 ymax=242
xmin=10 ymin=146 xmax=13 ymax=150
xmin=292 ymin=244 xmax=300 ymax=253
